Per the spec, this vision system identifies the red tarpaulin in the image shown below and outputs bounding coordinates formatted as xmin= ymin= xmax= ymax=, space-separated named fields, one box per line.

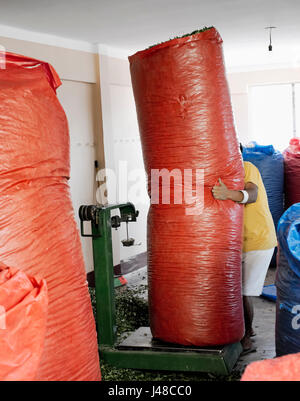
xmin=0 ymin=265 xmax=48 ymax=381
xmin=0 ymin=52 xmax=101 ymax=381
xmin=129 ymin=28 xmax=244 ymax=346
xmin=284 ymin=138 xmax=300 ymax=209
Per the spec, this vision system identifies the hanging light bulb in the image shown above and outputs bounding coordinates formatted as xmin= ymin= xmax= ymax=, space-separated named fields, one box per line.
xmin=265 ymin=26 xmax=277 ymax=51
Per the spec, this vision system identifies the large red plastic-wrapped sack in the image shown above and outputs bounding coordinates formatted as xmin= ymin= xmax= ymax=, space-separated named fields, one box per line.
xmin=241 ymin=353 xmax=300 ymax=381
xmin=0 ymin=52 xmax=101 ymax=381
xmin=0 ymin=265 xmax=48 ymax=381
xmin=284 ymin=138 xmax=300 ymax=209
xmin=129 ymin=28 xmax=244 ymax=346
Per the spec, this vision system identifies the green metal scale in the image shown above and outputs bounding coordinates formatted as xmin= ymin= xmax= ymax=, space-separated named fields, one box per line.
xmin=79 ymin=202 xmax=242 ymax=375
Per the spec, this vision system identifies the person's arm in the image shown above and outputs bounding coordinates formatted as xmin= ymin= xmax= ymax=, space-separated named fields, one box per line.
xmin=212 ymin=179 xmax=258 ymax=204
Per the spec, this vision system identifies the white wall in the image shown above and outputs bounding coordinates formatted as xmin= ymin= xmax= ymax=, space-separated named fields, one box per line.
xmin=99 ymin=53 xmax=149 ymax=264
xmin=57 ymin=80 xmax=99 ymax=273
xmin=227 ymin=67 xmax=300 ymax=144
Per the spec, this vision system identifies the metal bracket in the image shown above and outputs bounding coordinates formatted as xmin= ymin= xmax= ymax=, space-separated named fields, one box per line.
xmin=79 ymin=203 xmax=139 ymax=238
xmin=78 ymin=205 xmax=101 ymax=237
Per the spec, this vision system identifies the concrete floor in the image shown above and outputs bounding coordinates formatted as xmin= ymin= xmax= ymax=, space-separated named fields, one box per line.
xmin=123 ymin=265 xmax=277 ymax=376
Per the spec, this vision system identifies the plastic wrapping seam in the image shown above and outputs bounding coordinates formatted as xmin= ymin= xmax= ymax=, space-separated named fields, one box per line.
xmin=0 ymin=51 xmax=61 ymax=91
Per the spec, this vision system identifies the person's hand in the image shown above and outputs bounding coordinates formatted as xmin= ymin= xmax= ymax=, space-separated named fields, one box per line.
xmin=212 ymin=178 xmax=229 ymax=200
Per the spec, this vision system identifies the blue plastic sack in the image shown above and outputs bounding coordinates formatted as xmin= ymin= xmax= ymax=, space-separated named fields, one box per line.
xmin=277 ymin=203 xmax=300 ymax=278
xmin=245 ymin=142 xmax=276 ymax=155
xmin=243 ymin=143 xmax=284 ymax=229
xmin=275 ymin=203 xmax=300 ymax=356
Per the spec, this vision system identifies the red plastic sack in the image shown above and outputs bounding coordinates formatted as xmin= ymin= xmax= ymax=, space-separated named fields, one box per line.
xmin=0 ymin=265 xmax=48 ymax=381
xmin=129 ymin=28 xmax=244 ymax=346
xmin=0 ymin=52 xmax=101 ymax=381
xmin=241 ymin=352 xmax=300 ymax=381
xmin=284 ymin=138 xmax=300 ymax=209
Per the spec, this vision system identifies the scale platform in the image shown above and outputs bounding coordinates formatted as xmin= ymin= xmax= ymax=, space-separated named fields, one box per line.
xmin=100 ymin=327 xmax=242 ymax=375
xmin=80 ymin=203 xmax=243 ymax=376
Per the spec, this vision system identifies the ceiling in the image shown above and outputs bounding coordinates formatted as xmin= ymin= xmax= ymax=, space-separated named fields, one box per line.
xmin=0 ymin=0 xmax=299 ymax=69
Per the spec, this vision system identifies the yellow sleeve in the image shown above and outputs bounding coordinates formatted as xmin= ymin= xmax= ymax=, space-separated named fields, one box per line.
xmin=244 ymin=161 xmax=261 ymax=187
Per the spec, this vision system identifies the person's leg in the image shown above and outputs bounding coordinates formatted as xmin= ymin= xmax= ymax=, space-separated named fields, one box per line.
xmin=241 ymin=248 xmax=275 ymax=352
xmin=241 ymin=296 xmax=254 ymax=350
xmin=243 ymin=296 xmax=254 ymax=335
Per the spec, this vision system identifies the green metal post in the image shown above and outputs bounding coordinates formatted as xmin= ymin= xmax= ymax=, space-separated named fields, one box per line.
xmin=88 ymin=203 xmax=137 ymax=348
xmin=92 ymin=208 xmax=116 ymax=348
